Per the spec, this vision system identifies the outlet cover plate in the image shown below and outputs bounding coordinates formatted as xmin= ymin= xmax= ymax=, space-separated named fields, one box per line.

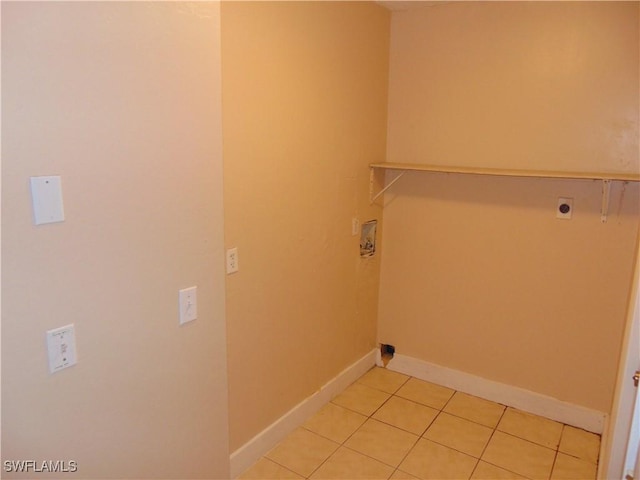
xmin=351 ymin=217 xmax=360 ymax=236
xmin=46 ymin=324 xmax=77 ymax=373
xmin=226 ymin=247 xmax=239 ymax=274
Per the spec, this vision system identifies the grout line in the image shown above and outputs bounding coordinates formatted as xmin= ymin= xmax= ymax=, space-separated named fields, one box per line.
xmin=368 ymin=392 xmax=394 ymax=418
xmin=549 ymin=449 xmax=560 ymax=480
xmin=479 ymin=458 xmax=536 ymax=480
xmin=260 ymin=455 xmax=312 ymax=480
xmin=441 ymin=389 xmax=457 ymax=411
xmin=385 ymin=423 xmax=422 ymax=473
xmin=467 ymin=458 xmax=482 ymax=480
xmin=418 ymin=436 xmax=482 ymax=462
xmin=422 ymin=410 xmax=440 ymax=436
xmin=299 ymin=424 xmax=345 ymax=445
xmin=467 ymin=406 xmax=508 ymax=479
xmin=493 ymin=430 xmax=559 ymax=453
xmin=430 ymin=409 xmax=501 ymax=431
xmin=304 ymin=445 xmax=337 ymax=479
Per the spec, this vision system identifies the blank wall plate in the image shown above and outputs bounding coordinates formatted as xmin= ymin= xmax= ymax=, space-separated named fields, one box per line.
xmin=179 ymin=286 xmax=197 ymax=325
xmin=46 ymin=324 xmax=77 ymax=373
xmin=30 ymin=176 xmax=65 ymax=225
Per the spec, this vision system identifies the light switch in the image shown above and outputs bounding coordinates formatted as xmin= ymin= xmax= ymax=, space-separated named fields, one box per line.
xmin=30 ymin=176 xmax=65 ymax=225
xmin=46 ymin=324 xmax=77 ymax=373
xmin=179 ymin=286 xmax=198 ymax=325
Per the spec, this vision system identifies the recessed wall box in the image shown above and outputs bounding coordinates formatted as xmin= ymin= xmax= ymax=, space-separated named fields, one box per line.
xmin=360 ymin=220 xmax=377 ymax=257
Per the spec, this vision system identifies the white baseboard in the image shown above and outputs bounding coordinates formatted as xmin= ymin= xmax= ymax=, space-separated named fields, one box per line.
xmin=229 ymin=348 xmax=377 ymax=479
xmin=381 ymin=353 xmax=606 ymax=435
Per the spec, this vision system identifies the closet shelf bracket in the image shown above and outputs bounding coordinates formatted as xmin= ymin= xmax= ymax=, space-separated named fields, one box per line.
xmin=600 ymin=179 xmax=612 ymax=223
xmin=369 ymin=168 xmax=407 ymax=204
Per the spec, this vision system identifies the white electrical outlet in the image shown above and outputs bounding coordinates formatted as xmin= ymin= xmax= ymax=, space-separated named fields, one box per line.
xmin=179 ymin=286 xmax=197 ymax=325
xmin=46 ymin=324 xmax=77 ymax=373
xmin=226 ymin=247 xmax=239 ymax=274
xmin=557 ymin=197 xmax=573 ymax=219
xmin=351 ymin=217 xmax=360 ymax=236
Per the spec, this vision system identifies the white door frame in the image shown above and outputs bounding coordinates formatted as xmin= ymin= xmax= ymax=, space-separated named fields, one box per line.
xmin=601 ymin=235 xmax=640 ymax=479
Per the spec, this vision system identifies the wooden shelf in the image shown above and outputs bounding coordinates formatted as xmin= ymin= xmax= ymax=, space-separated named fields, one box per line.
xmin=370 ymin=162 xmax=640 ymax=182
xmin=369 ymin=162 xmax=640 ymax=222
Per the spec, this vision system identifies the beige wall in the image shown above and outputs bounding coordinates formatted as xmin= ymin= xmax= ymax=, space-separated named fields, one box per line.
xmin=387 ymin=1 xmax=639 ymax=174
xmin=2 ymin=2 xmax=229 ymax=478
xmin=379 ymin=1 xmax=640 ymax=414
xmin=221 ymin=2 xmax=389 ymax=451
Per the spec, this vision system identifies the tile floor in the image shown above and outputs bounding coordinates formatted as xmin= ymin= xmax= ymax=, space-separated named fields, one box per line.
xmin=238 ymin=367 xmax=600 ymax=480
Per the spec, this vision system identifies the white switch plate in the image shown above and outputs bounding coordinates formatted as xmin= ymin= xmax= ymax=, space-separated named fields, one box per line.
xmin=179 ymin=286 xmax=197 ymax=325
xmin=46 ymin=324 xmax=77 ymax=373
xmin=226 ymin=247 xmax=239 ymax=274
xmin=30 ymin=176 xmax=65 ymax=225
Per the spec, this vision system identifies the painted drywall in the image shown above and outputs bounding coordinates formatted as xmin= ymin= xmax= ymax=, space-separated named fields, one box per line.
xmin=2 ymin=2 xmax=229 ymax=478
xmin=387 ymin=1 xmax=639 ymax=174
xmin=221 ymin=2 xmax=389 ymax=452
xmin=379 ymin=1 xmax=640 ymax=415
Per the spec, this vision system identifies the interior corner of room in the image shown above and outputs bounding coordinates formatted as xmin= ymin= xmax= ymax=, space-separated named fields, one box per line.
xmin=2 ymin=1 xmax=639 ymax=479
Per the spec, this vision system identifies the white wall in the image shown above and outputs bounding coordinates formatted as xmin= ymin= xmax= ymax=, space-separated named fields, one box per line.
xmin=2 ymin=2 xmax=229 ymax=478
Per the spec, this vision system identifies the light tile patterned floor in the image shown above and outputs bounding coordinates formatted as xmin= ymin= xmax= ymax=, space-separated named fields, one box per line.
xmin=239 ymin=367 xmax=600 ymax=480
